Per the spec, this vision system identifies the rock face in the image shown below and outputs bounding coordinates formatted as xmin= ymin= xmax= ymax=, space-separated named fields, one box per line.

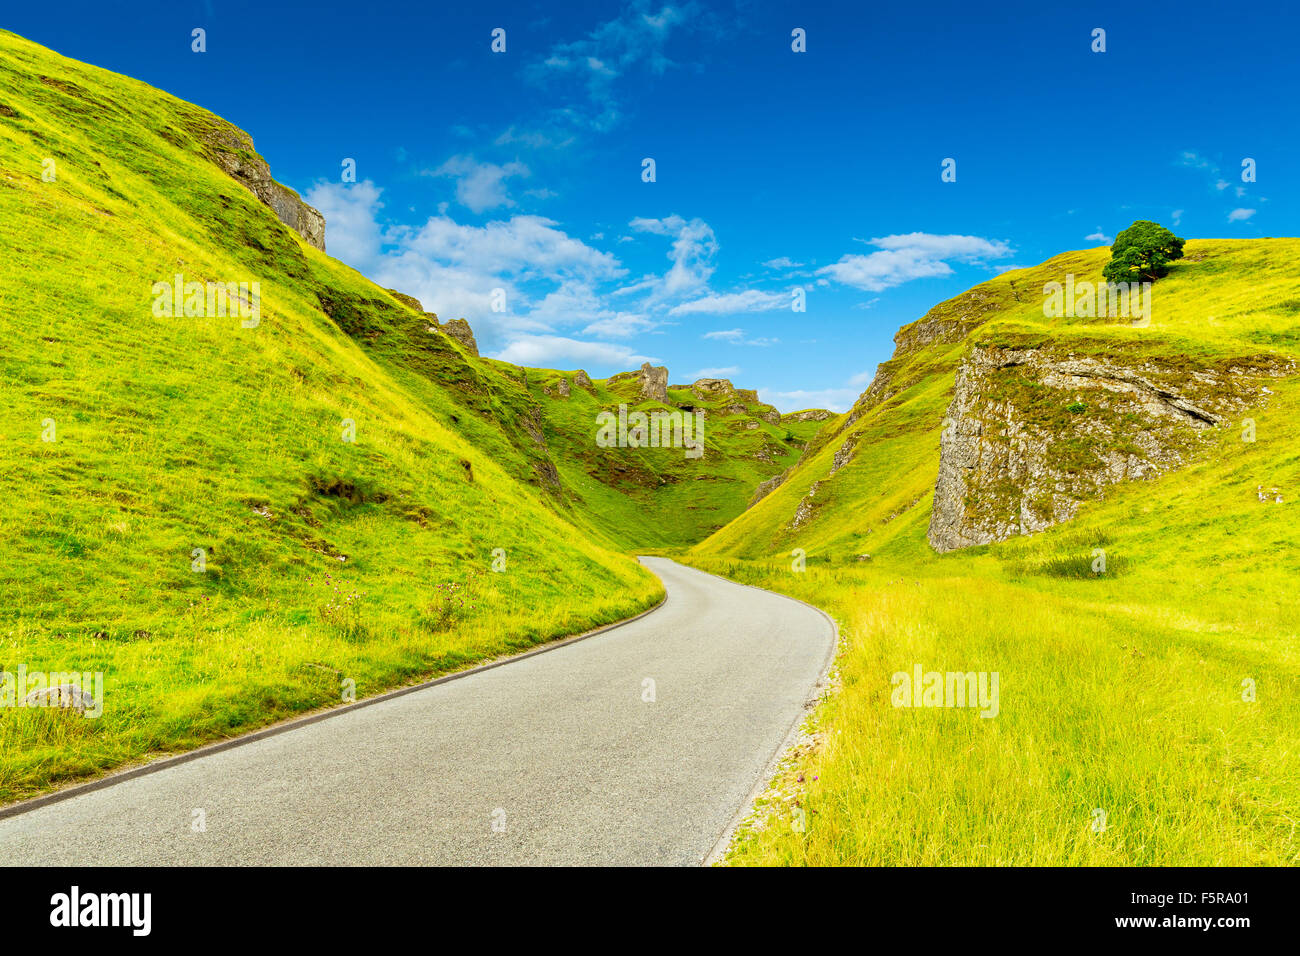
xmin=789 ymin=480 xmax=825 ymax=530
xmin=387 ymin=290 xmax=480 ymax=356
xmin=829 ymin=436 xmax=857 ymax=476
xmin=196 ymin=119 xmax=326 ymax=251
xmin=691 ymin=377 xmax=734 ymax=397
xmin=611 ymin=362 xmax=669 ymax=402
xmin=749 ymin=471 xmax=787 ymax=507
xmin=387 ymin=289 xmax=424 ymax=313
xmin=928 ymin=346 xmax=1288 ymax=552
xmin=782 ymin=409 xmax=834 ymax=423
xmin=440 ymin=318 xmax=479 ymax=356
xmin=574 ymin=370 xmax=593 ymax=390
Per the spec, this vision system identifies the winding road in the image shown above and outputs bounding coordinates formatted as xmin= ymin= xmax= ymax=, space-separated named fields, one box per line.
xmin=0 ymin=558 xmax=834 ymax=866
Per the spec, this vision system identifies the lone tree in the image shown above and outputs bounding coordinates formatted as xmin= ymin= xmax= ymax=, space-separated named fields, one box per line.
xmin=1102 ymin=220 xmax=1186 ymax=284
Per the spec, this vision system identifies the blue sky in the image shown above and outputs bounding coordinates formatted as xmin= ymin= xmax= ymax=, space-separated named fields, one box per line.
xmin=10 ymin=0 xmax=1296 ymax=410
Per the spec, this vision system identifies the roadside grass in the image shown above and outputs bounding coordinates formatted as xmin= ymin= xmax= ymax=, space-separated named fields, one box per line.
xmin=683 ymin=559 xmax=1296 ymax=865
xmin=681 ymin=383 xmax=1300 ymax=864
xmin=0 ymin=568 xmax=658 ymax=803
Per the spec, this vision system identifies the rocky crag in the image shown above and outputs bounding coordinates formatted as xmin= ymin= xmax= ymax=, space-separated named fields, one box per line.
xmin=194 ymin=116 xmax=327 ymax=252
xmin=927 ymin=346 xmax=1292 ymax=551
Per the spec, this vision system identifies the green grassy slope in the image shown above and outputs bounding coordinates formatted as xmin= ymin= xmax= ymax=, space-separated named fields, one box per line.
xmin=0 ymin=30 xmax=665 ymax=801
xmin=522 ymin=368 xmax=828 ymax=549
xmin=693 ymin=239 xmax=1300 ymax=561
xmin=683 ymin=239 xmax=1300 ymax=864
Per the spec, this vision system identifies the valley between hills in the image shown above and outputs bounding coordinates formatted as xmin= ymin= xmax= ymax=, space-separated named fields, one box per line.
xmin=1 ymin=28 xmax=1296 ymax=864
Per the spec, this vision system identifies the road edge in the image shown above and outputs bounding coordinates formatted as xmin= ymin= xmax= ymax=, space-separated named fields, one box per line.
xmin=0 ymin=584 xmax=668 ymax=823
xmin=687 ymin=562 xmax=841 ymax=867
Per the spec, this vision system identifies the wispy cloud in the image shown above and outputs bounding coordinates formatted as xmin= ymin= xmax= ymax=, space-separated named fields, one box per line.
xmin=759 ymin=386 xmax=857 ymax=414
xmin=582 ymin=312 xmax=660 ymax=338
xmin=529 ymin=2 xmax=695 ymax=129
xmin=701 ymin=327 xmax=779 ymax=346
xmin=623 ymin=214 xmax=718 ymax=303
xmin=690 ymin=366 xmax=740 ymax=379
xmin=303 ymin=181 xmax=626 ymax=355
xmin=1228 ymin=207 xmax=1256 ymax=222
xmin=670 ymin=289 xmax=789 ymax=315
xmin=1085 ymin=229 xmax=1113 ymax=244
xmin=817 ymin=233 xmax=1014 ymax=292
xmin=494 ymin=335 xmax=655 ymax=368
xmin=1180 ymin=150 xmax=1230 ymax=191
xmin=427 ymin=155 xmax=531 ymax=213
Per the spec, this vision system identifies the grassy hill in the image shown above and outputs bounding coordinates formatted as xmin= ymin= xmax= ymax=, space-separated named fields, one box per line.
xmin=0 ymin=30 xmax=667 ymax=802
xmin=694 ymin=239 xmax=1300 ymax=561
xmin=524 ymin=367 xmax=829 ymax=549
xmin=686 ymin=239 xmax=1300 ymax=864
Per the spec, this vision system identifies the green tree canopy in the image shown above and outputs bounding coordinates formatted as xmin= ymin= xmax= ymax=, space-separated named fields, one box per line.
xmin=1102 ymin=221 xmax=1186 ymax=284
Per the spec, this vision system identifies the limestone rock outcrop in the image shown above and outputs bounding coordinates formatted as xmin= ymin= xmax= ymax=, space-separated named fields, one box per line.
xmin=691 ymin=377 xmax=734 ymax=397
xmin=782 ymin=409 xmax=834 ymax=423
xmin=610 ymin=362 xmax=669 ymax=402
xmin=927 ymin=346 xmax=1290 ymax=552
xmin=749 ymin=471 xmax=788 ymax=507
xmin=196 ymin=118 xmax=326 ymax=251
xmin=386 ymin=290 xmax=481 ymax=357
xmin=439 ymin=318 xmax=479 ymax=356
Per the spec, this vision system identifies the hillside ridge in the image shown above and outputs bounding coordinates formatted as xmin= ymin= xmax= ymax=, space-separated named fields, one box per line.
xmin=693 ymin=239 xmax=1300 ymax=560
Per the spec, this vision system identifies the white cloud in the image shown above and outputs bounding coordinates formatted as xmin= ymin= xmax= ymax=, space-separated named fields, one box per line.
xmin=492 ymin=335 xmax=654 ymax=368
xmin=428 ymin=155 xmax=531 ymax=213
xmin=494 ymin=125 xmax=575 ymax=150
xmin=398 ymin=214 xmax=622 ymax=280
xmin=1171 ymin=209 xmax=1184 ymax=226
xmin=817 ymin=233 xmax=1014 ymax=292
xmin=759 ymin=386 xmax=858 ymax=414
xmin=304 ymin=180 xmax=385 ymax=266
xmin=581 ymin=312 xmax=660 ymax=338
xmin=1228 ymin=208 xmax=1256 ymax=222
xmin=669 ymin=289 xmax=788 ymax=316
xmin=306 ymin=181 xmax=628 ymax=354
xmin=760 ymin=367 xmax=883 ymax=414
xmin=762 ymin=256 xmax=803 ymax=270
xmin=628 ymin=215 xmax=718 ymax=302
xmin=1086 ymin=229 xmax=1113 ymax=244
xmin=700 ymin=327 xmax=779 ymax=346
xmin=690 ymin=366 xmax=740 ymax=379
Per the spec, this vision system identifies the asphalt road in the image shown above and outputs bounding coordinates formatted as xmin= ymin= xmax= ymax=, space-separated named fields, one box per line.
xmin=0 ymin=558 xmax=834 ymax=866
